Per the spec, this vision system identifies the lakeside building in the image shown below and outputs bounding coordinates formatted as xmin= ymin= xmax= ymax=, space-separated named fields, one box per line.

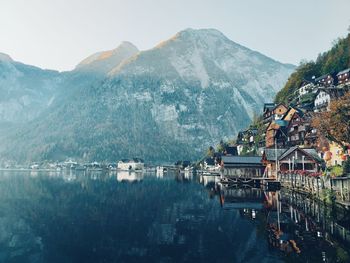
xmin=117 ymin=158 xmax=144 ymax=171
xmin=221 ymin=156 xmax=264 ymax=178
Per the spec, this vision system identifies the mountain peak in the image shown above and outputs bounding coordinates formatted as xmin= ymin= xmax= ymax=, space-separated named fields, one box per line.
xmin=75 ymin=42 xmax=139 ymax=74
xmin=179 ymin=28 xmax=225 ymax=36
xmin=0 ymin=52 xmax=13 ymax=62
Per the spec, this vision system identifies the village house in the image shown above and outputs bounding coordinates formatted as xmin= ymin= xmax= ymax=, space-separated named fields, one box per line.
xmin=263 ymin=103 xmax=288 ymax=124
xmin=324 ymin=142 xmax=347 ymax=167
xmin=336 ymin=68 xmax=350 ymax=86
xmin=203 ymin=157 xmax=216 ymax=170
xmin=221 ymin=156 xmax=264 ymax=178
xmin=298 ymin=80 xmax=315 ymax=98
xmin=236 ymin=128 xmax=258 ymax=154
xmin=261 ymin=148 xmax=287 ymax=178
xmin=265 ymin=119 xmax=289 ymax=148
xmin=315 ymin=74 xmax=335 ymax=87
xmin=278 ymin=146 xmax=323 ymax=173
xmin=314 ymin=88 xmax=345 ymax=112
xmin=286 ymin=110 xmax=312 ymax=147
xmin=304 ymin=127 xmax=318 ymax=148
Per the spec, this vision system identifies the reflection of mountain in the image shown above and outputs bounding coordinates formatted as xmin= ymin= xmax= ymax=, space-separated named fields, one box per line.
xmin=0 ymin=171 xmax=278 ymax=262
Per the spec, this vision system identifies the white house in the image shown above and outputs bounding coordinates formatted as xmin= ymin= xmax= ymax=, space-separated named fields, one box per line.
xmin=117 ymin=158 xmax=144 ymax=171
xmin=314 ymin=90 xmax=331 ymax=112
xmin=298 ymin=81 xmax=315 ymax=98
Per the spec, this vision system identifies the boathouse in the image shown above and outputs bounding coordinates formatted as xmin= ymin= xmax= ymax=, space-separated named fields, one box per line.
xmin=278 ymin=146 xmax=323 ymax=172
xmin=221 ymin=156 xmax=264 ymax=177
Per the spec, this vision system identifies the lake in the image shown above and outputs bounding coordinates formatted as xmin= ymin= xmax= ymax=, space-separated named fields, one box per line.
xmin=0 ymin=170 xmax=349 ymax=263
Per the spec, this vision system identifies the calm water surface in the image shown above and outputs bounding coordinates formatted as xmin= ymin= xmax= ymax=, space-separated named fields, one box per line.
xmin=0 ymin=170 xmax=349 ymax=263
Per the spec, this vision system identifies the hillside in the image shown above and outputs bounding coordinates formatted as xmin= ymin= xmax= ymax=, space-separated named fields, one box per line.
xmin=275 ymin=33 xmax=350 ymax=104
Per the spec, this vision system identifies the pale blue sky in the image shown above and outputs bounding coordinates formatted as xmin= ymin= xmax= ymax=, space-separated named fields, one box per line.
xmin=0 ymin=0 xmax=349 ymax=71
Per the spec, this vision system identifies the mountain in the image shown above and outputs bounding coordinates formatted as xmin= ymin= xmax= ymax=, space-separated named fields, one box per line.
xmin=0 ymin=53 xmax=61 ymax=124
xmin=75 ymin=41 xmax=139 ymax=74
xmin=0 ymin=29 xmax=295 ymax=163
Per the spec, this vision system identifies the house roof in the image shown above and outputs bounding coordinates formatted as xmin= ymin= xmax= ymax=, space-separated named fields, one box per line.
xmin=278 ymin=146 xmax=299 ymax=160
xmin=337 ymin=68 xmax=350 ymax=76
xmin=279 ymin=146 xmax=323 ymax=163
xmin=315 ymin=74 xmax=331 ymax=82
xmin=263 ymin=103 xmax=276 ymax=112
xmin=222 ymin=156 xmax=262 ymax=165
xmin=303 ymin=149 xmax=323 ymax=162
xmin=299 ymin=79 xmax=314 ymax=88
xmin=263 ymin=148 xmax=288 ymax=161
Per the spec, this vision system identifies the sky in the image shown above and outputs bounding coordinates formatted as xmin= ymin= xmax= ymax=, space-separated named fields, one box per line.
xmin=0 ymin=0 xmax=349 ymax=71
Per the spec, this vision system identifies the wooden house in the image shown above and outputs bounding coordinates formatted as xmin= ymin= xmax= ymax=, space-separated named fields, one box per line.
xmin=263 ymin=103 xmax=288 ymax=124
xmin=315 ymin=74 xmax=335 ymax=87
xmin=221 ymin=156 xmax=264 ymax=178
xmin=278 ymin=146 xmax=323 ymax=173
xmin=265 ymin=120 xmax=288 ymax=148
xmin=336 ymin=68 xmax=350 ymax=85
xmin=286 ymin=110 xmax=312 ymax=147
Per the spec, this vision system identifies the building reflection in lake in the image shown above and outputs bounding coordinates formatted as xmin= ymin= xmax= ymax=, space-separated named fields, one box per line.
xmin=210 ymin=174 xmax=350 ymax=263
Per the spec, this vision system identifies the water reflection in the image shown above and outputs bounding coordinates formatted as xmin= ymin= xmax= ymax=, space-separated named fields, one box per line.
xmin=0 ymin=171 xmax=348 ymax=263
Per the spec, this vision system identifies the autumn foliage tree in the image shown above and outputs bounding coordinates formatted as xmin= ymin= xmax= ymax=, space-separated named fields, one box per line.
xmin=312 ymin=91 xmax=350 ymax=148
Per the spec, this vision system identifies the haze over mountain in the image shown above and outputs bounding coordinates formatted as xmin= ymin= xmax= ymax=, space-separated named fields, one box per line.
xmin=0 ymin=28 xmax=295 ymax=163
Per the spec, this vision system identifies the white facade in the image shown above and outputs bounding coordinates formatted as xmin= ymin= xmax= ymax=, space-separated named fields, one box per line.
xmin=298 ymin=83 xmax=314 ymax=97
xmin=314 ymin=91 xmax=330 ymax=112
xmin=117 ymin=160 xmax=144 ymax=171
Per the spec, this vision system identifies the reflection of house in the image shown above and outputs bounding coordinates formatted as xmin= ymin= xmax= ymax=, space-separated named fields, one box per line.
xmin=331 ymin=177 xmax=350 ymax=203
xmin=278 ymin=146 xmax=323 ymax=172
xmin=117 ymin=171 xmax=143 ymax=182
xmin=220 ymin=188 xmax=264 ymax=209
xmin=221 ymin=156 xmax=264 ymax=177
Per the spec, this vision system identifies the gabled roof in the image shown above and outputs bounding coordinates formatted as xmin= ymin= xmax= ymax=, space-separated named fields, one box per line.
xmin=299 ymin=79 xmax=314 ymax=88
xmin=263 ymin=148 xmax=288 ymax=161
xmin=222 ymin=156 xmax=262 ymax=165
xmin=263 ymin=103 xmax=276 ymax=112
xmin=315 ymin=74 xmax=332 ymax=82
xmin=278 ymin=146 xmax=323 ymax=163
xmin=303 ymin=149 xmax=323 ymax=162
xmin=337 ymin=68 xmax=350 ymax=76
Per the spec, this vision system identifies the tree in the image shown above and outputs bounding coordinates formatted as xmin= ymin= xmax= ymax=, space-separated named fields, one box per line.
xmin=216 ymin=140 xmax=227 ymax=153
xmin=312 ymin=92 xmax=350 ymax=148
xmin=206 ymin=146 xmax=215 ymax=157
